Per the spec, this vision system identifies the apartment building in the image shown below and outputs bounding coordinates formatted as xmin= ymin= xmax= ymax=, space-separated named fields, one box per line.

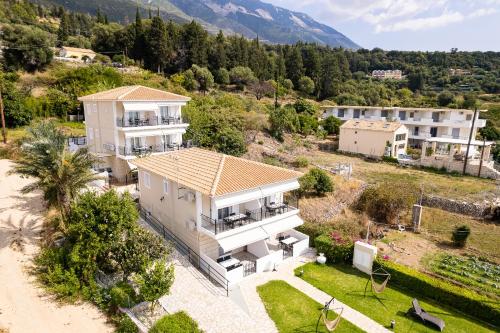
xmin=78 ymin=85 xmax=191 ymax=181
xmin=132 ymin=148 xmax=309 ymax=286
xmin=339 ymin=120 xmax=408 ymax=157
xmin=322 ymin=105 xmax=486 ymax=147
xmin=372 ymin=69 xmax=403 ymax=80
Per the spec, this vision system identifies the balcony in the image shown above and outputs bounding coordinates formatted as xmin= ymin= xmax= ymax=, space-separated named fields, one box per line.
xmin=201 ymin=198 xmax=299 ymax=235
xmin=117 ymin=142 xmax=195 ymax=156
xmin=116 ymin=116 xmax=183 ymax=128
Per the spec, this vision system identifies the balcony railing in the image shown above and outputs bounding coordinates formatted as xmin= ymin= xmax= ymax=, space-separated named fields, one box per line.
xmin=117 ymin=141 xmax=195 ymax=156
xmin=201 ymin=198 xmax=299 ymax=235
xmin=116 ymin=116 xmax=183 ymax=128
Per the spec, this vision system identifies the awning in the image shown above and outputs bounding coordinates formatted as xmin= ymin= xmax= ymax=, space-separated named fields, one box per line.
xmin=127 ymin=161 xmax=137 ymax=170
xmin=123 ymin=102 xmax=159 ymax=112
xmin=124 ymin=128 xmax=184 ymax=138
xmin=217 ymin=227 xmax=269 ymax=252
xmin=261 ymin=180 xmax=300 ymax=197
xmin=261 ymin=215 xmax=304 ymax=236
xmin=213 ymin=180 xmax=300 ymax=209
xmin=214 ymin=188 xmax=262 ymax=209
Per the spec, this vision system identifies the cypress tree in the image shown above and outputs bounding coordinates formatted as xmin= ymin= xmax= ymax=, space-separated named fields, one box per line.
xmin=57 ymin=12 xmax=69 ymax=47
xmin=146 ymin=15 xmax=170 ymax=73
xmin=285 ymin=46 xmax=304 ymax=88
xmin=131 ymin=7 xmax=146 ymax=63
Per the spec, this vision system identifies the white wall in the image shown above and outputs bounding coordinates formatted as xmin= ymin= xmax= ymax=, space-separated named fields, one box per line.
xmin=247 ymin=240 xmax=270 ymax=258
xmin=255 ymin=250 xmax=283 ymax=273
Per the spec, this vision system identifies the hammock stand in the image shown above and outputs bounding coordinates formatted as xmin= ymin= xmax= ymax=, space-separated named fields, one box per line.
xmin=315 ymin=298 xmax=344 ymax=332
xmin=364 ymin=267 xmax=391 ymax=297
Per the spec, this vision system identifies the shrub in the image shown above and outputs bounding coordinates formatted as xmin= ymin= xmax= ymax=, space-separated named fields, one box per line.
xmin=229 ymin=66 xmax=257 ymax=89
xmin=294 ymin=156 xmax=309 ymax=168
xmin=298 ymin=76 xmax=315 ymax=95
xmin=214 ymin=127 xmax=247 ymax=156
xmin=310 ymin=168 xmax=333 ymax=195
xmin=215 ymin=68 xmax=230 ymax=85
xmin=358 ymin=182 xmax=418 ymax=224
xmin=451 ymin=225 xmax=471 ymax=247
xmin=257 ymin=140 xmax=264 ymax=145
xmin=149 ymin=311 xmax=202 ymax=333
xmin=321 ymin=116 xmax=341 ymax=135
xmin=135 ymin=260 xmax=175 ymax=312
xmin=382 ymin=156 xmax=399 ymax=164
xmin=110 ymin=282 xmax=138 ymax=309
xmin=376 ymin=259 xmax=500 ymax=326
xmin=314 ymin=233 xmax=354 ymax=264
xmin=116 ymin=314 xmax=138 ymax=333
xmin=298 ymin=168 xmax=333 ymax=196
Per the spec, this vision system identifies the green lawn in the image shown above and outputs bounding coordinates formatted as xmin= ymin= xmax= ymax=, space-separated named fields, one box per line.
xmin=296 ymin=263 xmax=496 ymax=333
xmin=257 ymin=280 xmax=364 ymax=333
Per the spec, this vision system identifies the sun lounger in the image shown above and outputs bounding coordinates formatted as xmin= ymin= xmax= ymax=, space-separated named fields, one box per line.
xmin=408 ymin=298 xmax=445 ymax=332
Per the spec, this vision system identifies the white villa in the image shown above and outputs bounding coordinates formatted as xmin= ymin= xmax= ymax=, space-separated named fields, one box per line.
xmin=78 ymin=85 xmax=191 ymax=181
xmin=322 ymin=105 xmax=486 ymax=147
xmin=132 ymin=148 xmax=309 ymax=286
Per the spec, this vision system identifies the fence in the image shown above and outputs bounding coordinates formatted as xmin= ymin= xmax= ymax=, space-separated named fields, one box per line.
xmin=138 ymin=206 xmax=230 ymax=296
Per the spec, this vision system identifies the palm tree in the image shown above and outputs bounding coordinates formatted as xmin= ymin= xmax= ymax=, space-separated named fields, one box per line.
xmin=11 ymin=121 xmax=99 ymax=223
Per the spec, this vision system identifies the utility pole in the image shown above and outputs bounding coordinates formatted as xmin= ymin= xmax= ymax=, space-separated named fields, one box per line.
xmin=478 ymin=136 xmax=486 ymax=178
xmin=463 ymin=106 xmax=478 ymax=175
xmin=0 ymin=86 xmax=6 ymax=144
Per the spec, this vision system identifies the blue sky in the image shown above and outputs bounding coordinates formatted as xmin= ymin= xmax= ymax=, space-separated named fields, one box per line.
xmin=264 ymin=0 xmax=500 ymax=51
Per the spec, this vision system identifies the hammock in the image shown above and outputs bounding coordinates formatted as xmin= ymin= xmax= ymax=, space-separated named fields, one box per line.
xmin=321 ymin=307 xmax=343 ymax=332
xmin=364 ymin=267 xmax=391 ymax=296
xmin=316 ymin=298 xmax=344 ymax=332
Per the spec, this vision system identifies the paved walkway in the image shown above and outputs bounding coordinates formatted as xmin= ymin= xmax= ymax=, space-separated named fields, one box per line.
xmin=239 ymin=250 xmax=392 ymax=333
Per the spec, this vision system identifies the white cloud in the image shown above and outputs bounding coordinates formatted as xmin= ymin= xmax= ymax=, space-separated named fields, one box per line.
xmin=264 ymin=0 xmax=499 ymax=32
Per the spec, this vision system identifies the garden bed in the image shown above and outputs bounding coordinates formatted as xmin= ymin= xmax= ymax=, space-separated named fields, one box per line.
xmin=295 ymin=263 xmax=497 ymax=333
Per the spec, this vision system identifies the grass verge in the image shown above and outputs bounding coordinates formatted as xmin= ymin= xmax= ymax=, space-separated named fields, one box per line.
xmin=296 ymin=263 xmax=496 ymax=333
xmin=257 ymin=280 xmax=363 ymax=333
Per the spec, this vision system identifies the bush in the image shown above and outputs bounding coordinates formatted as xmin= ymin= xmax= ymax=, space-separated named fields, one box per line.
xmin=149 ymin=311 xmax=202 ymax=333
xmin=229 ymin=66 xmax=257 ymax=89
xmin=294 ymin=156 xmax=309 ymax=168
xmin=321 ymin=116 xmax=341 ymax=135
xmin=116 ymin=314 xmax=138 ymax=333
xmin=215 ymin=68 xmax=230 ymax=85
xmin=298 ymin=168 xmax=333 ymax=196
xmin=451 ymin=225 xmax=471 ymax=247
xmin=358 ymin=182 xmax=418 ymax=224
xmin=382 ymin=156 xmax=399 ymax=164
xmin=310 ymin=168 xmax=333 ymax=195
xmin=376 ymin=259 xmax=500 ymax=327
xmin=110 ymin=282 xmax=138 ymax=309
xmin=314 ymin=233 xmax=354 ymax=264
xmin=214 ymin=127 xmax=247 ymax=156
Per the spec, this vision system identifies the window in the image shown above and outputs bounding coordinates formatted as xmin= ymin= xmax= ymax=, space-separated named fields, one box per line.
xmin=218 ymin=207 xmax=231 ymax=220
xmin=143 ymin=172 xmax=151 ymax=189
xmin=337 ymin=109 xmax=345 ymax=117
xmin=163 ymin=179 xmax=169 ymax=194
xmin=410 ymin=112 xmax=414 ymax=118
xmin=88 ymin=127 xmax=94 ymax=140
xmin=395 ymin=133 xmax=406 ymax=141
xmin=361 ymin=110 xmax=366 ymax=116
xmin=381 ymin=110 xmax=389 ymax=118
xmin=466 ymin=114 xmax=472 ymax=121
xmin=430 ymin=127 xmax=438 ymax=137
xmin=353 ymin=110 xmax=360 ymax=118
xmin=414 ymin=126 xmax=419 ymax=136
xmin=399 ymin=111 xmax=406 ymax=120
xmin=452 ymin=128 xmax=460 ymax=139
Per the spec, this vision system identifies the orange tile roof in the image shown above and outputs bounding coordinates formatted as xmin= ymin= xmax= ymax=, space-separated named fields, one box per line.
xmin=131 ymin=148 xmax=302 ymax=197
xmin=77 ymin=85 xmax=190 ymax=102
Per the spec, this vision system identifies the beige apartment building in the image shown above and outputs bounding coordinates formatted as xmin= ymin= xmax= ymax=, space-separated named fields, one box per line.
xmin=339 ymin=119 xmax=409 ymax=157
xmin=78 ymin=85 xmax=191 ymax=181
xmin=59 ymin=46 xmax=96 ymax=62
xmin=372 ymin=69 xmax=403 ymax=80
xmin=132 ymin=148 xmax=309 ymax=286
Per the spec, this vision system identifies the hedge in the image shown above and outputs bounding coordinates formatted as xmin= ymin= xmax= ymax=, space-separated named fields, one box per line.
xmin=149 ymin=311 xmax=202 ymax=333
xmin=314 ymin=234 xmax=354 ymax=264
xmin=376 ymin=259 xmax=500 ymax=327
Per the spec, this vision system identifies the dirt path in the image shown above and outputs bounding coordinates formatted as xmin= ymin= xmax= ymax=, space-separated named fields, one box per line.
xmin=0 ymin=159 xmax=113 ymax=333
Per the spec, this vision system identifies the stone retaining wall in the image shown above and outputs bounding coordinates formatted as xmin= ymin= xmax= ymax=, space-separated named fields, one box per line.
xmin=421 ymin=195 xmax=499 ymax=220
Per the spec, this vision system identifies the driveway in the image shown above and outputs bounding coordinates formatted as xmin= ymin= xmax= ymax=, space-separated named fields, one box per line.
xmin=0 ymin=159 xmax=113 ymax=333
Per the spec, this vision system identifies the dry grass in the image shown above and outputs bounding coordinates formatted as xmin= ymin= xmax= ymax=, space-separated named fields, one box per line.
xmin=309 ymin=150 xmax=498 ymax=201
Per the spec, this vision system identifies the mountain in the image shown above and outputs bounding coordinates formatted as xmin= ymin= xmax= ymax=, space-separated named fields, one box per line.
xmin=41 ymin=0 xmax=360 ymax=48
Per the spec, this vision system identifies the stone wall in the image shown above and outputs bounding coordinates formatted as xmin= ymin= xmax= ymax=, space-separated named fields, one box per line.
xmin=421 ymin=195 xmax=499 ymax=220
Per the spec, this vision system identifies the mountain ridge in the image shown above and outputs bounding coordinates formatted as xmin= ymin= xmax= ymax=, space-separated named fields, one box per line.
xmin=42 ymin=0 xmax=360 ymax=48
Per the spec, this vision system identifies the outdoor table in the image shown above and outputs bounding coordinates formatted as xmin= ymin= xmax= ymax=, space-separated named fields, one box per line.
xmin=223 ymin=213 xmax=246 ymax=228
xmin=266 ymin=202 xmax=287 ymax=214
xmin=281 ymin=237 xmax=298 ymax=246
xmin=219 ymin=258 xmax=240 ymax=269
